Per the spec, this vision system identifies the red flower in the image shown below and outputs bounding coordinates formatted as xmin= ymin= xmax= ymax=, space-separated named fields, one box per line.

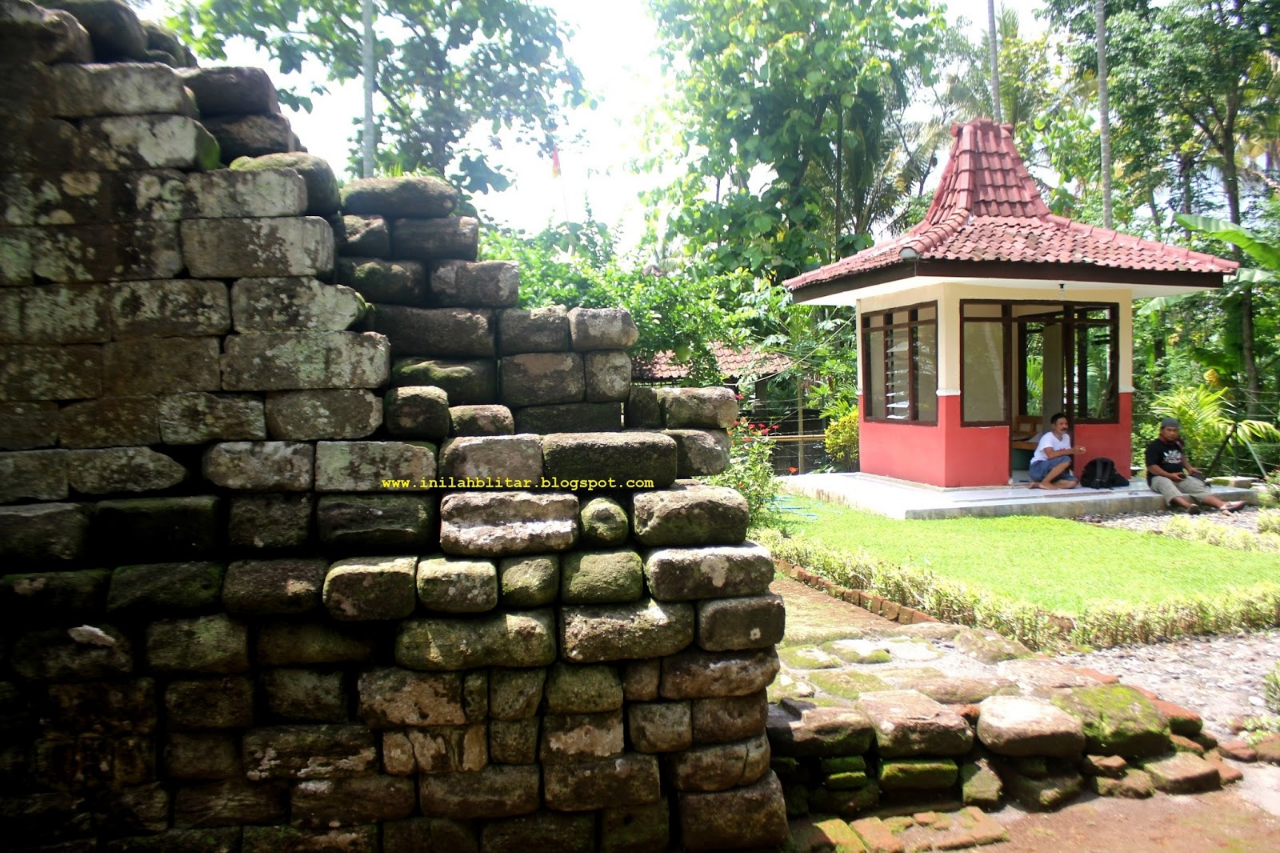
xmin=789 ymin=466 xmax=798 ymax=474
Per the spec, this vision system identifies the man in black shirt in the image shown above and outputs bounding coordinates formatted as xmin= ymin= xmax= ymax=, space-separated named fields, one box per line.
xmin=1144 ymin=418 xmax=1245 ymax=514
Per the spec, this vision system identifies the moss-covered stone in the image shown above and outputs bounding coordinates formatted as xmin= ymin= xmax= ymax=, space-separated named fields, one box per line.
xmin=107 ymin=562 xmax=224 ymax=614
xmin=821 ymin=755 xmax=867 ymax=774
xmin=497 ymin=555 xmax=558 ymax=607
xmin=824 ymin=770 xmax=869 ymax=789
xmin=579 ymin=497 xmax=629 ymax=546
xmin=777 ymin=645 xmax=843 ymax=670
xmin=809 ymin=670 xmax=892 ymax=700
xmin=1003 ymin=770 xmax=1083 ymax=811
xmin=808 ymin=782 xmax=879 ymax=819
xmin=544 ymin=662 xmax=623 ymax=714
xmin=1089 ymin=767 xmax=1155 ymax=798
xmin=559 ymin=550 xmax=643 ymax=604
xmin=1050 ymin=684 xmax=1170 ymax=758
xmin=878 ymin=758 xmax=958 ymax=791
xmin=820 ymin=639 xmax=893 ymax=665
xmin=960 ymin=758 xmax=1003 ymax=808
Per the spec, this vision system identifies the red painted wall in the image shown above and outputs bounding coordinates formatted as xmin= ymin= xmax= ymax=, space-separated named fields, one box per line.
xmin=1075 ymin=392 xmax=1134 ymax=477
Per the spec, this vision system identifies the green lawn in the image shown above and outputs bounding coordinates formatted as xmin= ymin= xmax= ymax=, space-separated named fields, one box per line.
xmin=773 ymin=498 xmax=1280 ymax=616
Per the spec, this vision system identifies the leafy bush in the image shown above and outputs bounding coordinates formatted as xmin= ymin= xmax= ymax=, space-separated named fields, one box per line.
xmin=822 ymin=411 xmax=860 ymax=472
xmin=1163 ymin=515 xmax=1280 ymax=552
xmin=1150 ymin=385 xmax=1280 ymax=469
xmin=705 ymin=420 xmax=780 ymax=529
xmin=1263 ymin=471 xmax=1280 ymax=509
xmin=1259 ymin=509 xmax=1280 ymax=534
xmin=1267 ymin=662 xmax=1280 ymax=714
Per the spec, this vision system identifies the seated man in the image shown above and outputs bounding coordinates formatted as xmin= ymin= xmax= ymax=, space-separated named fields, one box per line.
xmin=1145 ymin=417 xmax=1246 ymax=514
xmin=1028 ymin=412 xmax=1083 ymax=489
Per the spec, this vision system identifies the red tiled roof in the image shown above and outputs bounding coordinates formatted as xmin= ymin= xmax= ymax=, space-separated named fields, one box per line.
xmin=632 ymin=342 xmax=791 ymax=382
xmin=785 ymin=119 xmax=1238 ymax=293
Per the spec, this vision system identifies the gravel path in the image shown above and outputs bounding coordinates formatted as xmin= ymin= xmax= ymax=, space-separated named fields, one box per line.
xmin=1077 ymin=503 xmax=1271 ymax=533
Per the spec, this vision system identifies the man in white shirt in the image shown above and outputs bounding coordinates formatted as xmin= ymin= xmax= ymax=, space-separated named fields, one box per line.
xmin=1028 ymin=412 xmax=1085 ymax=489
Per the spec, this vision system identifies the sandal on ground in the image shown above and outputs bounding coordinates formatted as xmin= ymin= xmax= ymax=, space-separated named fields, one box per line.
xmin=1221 ymin=501 xmax=1246 ymax=514
xmin=1186 ymin=504 xmax=1202 ymax=515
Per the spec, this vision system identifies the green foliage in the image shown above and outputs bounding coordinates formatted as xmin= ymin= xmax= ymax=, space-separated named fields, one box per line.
xmin=1267 ymin=662 xmax=1280 ymax=714
xmin=1263 ymin=472 xmax=1280 ymax=509
xmin=822 ymin=411 xmax=860 ymax=472
xmin=1163 ymin=515 xmax=1280 ymax=553
xmin=168 ymin=0 xmax=586 ymax=187
xmin=1149 ymin=385 xmax=1280 ymax=466
xmin=1260 ymin=509 xmax=1280 ymax=533
xmin=705 ymin=420 xmax=781 ymax=529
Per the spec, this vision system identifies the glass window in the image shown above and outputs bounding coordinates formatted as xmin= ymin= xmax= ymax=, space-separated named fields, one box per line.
xmin=861 ymin=302 xmax=938 ymax=423
xmin=962 ymin=321 xmax=1005 ymax=422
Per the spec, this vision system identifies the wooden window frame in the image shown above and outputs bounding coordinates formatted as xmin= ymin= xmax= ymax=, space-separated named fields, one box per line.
xmin=861 ymin=301 xmax=938 ymax=425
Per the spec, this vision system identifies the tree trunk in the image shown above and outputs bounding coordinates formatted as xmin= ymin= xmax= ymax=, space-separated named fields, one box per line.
xmin=1096 ymin=0 xmax=1113 ymax=229
xmin=988 ymin=0 xmax=1002 ymax=123
xmin=1220 ymin=119 xmax=1259 ymax=413
xmin=834 ymin=103 xmax=843 ymax=264
xmin=362 ymin=0 xmax=376 ymax=178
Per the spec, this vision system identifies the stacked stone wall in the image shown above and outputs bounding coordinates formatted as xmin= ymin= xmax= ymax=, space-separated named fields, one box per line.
xmin=0 ymin=2 xmax=788 ymax=850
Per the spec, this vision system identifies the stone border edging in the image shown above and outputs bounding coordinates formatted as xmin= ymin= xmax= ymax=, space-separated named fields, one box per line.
xmin=774 ymin=558 xmax=938 ymax=626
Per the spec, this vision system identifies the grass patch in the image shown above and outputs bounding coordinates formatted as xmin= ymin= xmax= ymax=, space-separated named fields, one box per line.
xmin=761 ymin=498 xmax=1280 ymax=649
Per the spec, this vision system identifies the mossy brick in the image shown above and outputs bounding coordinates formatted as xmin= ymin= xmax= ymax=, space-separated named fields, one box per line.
xmin=230 ymin=152 xmax=340 ymax=215
xmin=165 ymin=733 xmax=242 ymax=780
xmin=381 ymin=817 xmax=479 ymax=853
xmin=822 ymin=755 xmax=869 ymax=774
xmin=172 ymin=779 xmax=288 ymax=827
xmin=777 ymin=645 xmax=843 ymax=669
xmin=414 ymin=556 xmax=498 ymax=613
xmin=262 ymin=669 xmax=347 ymax=722
xmin=544 ymin=662 xmax=624 ymax=714
xmin=78 ymin=114 xmax=218 ymax=170
xmin=12 ymin=624 xmax=133 ymax=680
xmin=92 ymin=496 xmax=220 ymax=560
xmin=489 ymin=667 xmax=546 ymax=721
xmin=464 ymin=670 xmax=488 ymax=721
xmin=242 ymin=825 xmax=377 ymax=853
xmin=1151 ymin=698 xmax=1204 ymax=738
xmin=3 ymin=169 xmax=188 ymax=228
xmin=789 ymin=816 xmax=868 ymax=853
xmin=665 ymin=428 xmax=731 ymax=477
xmin=691 ymin=690 xmax=769 ymax=744
xmin=341 ymin=175 xmax=458 ymax=217
xmin=230 ymin=277 xmax=365 ymax=333
xmin=512 ymin=401 xmax=624 ymax=434
xmin=1010 ymin=756 xmax=1050 ymax=778
xmin=497 ymin=554 xmax=559 ymax=607
xmin=176 ymin=64 xmax=278 ymax=112
xmin=629 ymin=701 xmax=693 ymax=753
xmin=977 ymin=694 xmax=1087 ymax=758
xmin=107 ymin=562 xmax=224 ymax=614
xmin=561 ymin=599 xmax=694 ymax=664
xmin=544 ymin=752 xmax=661 ymax=811
xmin=184 ymin=166 xmax=306 ymax=218
xmin=103 ymin=337 xmax=221 ymax=395
xmin=1089 ymin=767 xmax=1155 ymax=799
xmin=659 ymin=387 xmax=737 ymax=429
xmin=317 ymin=494 xmax=439 ymax=551
xmin=291 ymin=775 xmax=416 ymax=828
xmin=44 ymin=679 xmax=156 ymax=736
xmin=158 ymin=393 xmax=265 ymax=445
xmin=643 ymin=542 xmax=774 ymax=601
xmin=227 ymin=493 xmax=313 ymax=549
xmin=0 ymin=449 xmax=66 ymax=502
xmin=324 ymin=555 xmax=418 ymax=621
xmin=264 ymin=389 xmax=381 ymax=440
xmin=567 ymin=307 xmax=639 ymax=351
xmin=438 ymin=435 xmax=543 ymax=482
xmin=146 ymin=614 xmax=248 ymax=674
xmin=499 ymin=352 xmax=583 ymax=407
xmin=960 ymin=758 xmax=1003 ymax=808
xmin=0 ymin=344 xmax=102 ymax=402
xmin=560 ymin=549 xmax=644 ymax=604
xmin=583 ymin=350 xmax=631 ymax=404
xmin=579 ymin=496 xmax=629 ymax=546
xmin=0 ymin=401 xmax=59 ymax=450
xmin=449 ymin=404 xmax=513 ymax=436
xmin=1003 ymin=769 xmax=1083 ymax=811
xmin=878 ymin=758 xmax=958 ymax=791
xmin=543 ymin=432 xmax=677 ymax=488
xmin=418 ymin=764 xmax=539 ymax=819
xmin=856 ymin=690 xmax=975 ymax=757
xmin=0 ymin=569 xmax=110 ymax=620
xmin=356 ymin=668 xmax=465 ymax=727
xmin=677 ymin=770 xmax=788 ymax=851
xmin=765 ymin=704 xmax=875 ymax=758
xmin=1082 ymin=753 xmax=1128 ymax=778
xmin=384 ymin=386 xmax=451 ymax=439
xmin=256 ymin=622 xmax=375 ymax=666
xmin=315 ymin=440 xmax=436 ymax=492
xmin=809 ymin=783 xmax=881 ymax=820
xmin=66 ymin=446 xmax=188 ymax=494
xmin=392 ymin=357 xmax=496 ymax=404
xmin=439 ymin=491 xmax=578 ymax=557
xmin=396 ymin=609 xmax=557 ymax=670
xmin=1140 ymin=751 xmax=1221 ymax=794
xmin=430 ymin=259 xmax=518 ymax=308
xmin=660 ymin=647 xmax=780 ymax=700
xmin=200 ymin=112 xmax=294 ymax=162
xmin=181 ymin=217 xmax=334 ymax=278
xmin=498 ymin=305 xmax=569 ymax=353
xmin=667 ymin=732 xmax=771 ymax=792
xmin=105 ymin=827 xmax=244 ymax=852
xmin=954 ymin=628 xmax=1034 ymax=664
xmin=601 ymin=798 xmax=670 ymax=853
xmin=374 ymin=304 xmax=494 ymax=358
xmin=221 ymin=558 xmax=327 ymax=615
xmin=625 ymin=386 xmax=662 ymax=429
xmin=696 ymin=593 xmax=785 ymax=652
xmin=221 ymin=331 xmax=389 ymax=392
xmin=825 ymin=770 xmax=870 ymax=789
xmin=808 ymin=670 xmax=892 ymax=700
xmin=242 ymin=724 xmax=378 ymax=781
xmin=33 ymin=733 xmax=154 ymax=789
xmin=59 ymin=397 xmax=161 ymax=447
xmin=164 ymin=676 xmax=253 ymax=730
xmin=0 ymin=283 xmax=110 ymax=344
xmin=1050 ymin=684 xmax=1171 ymax=758
xmin=390 ymin=216 xmax=479 ymax=262
xmin=108 ymin=279 xmax=230 ymax=339
xmin=632 ymin=484 xmax=748 ymax=547
xmin=622 ymin=659 xmax=661 ymax=702
xmin=336 ymin=257 xmax=426 ymax=305
xmin=481 ymin=811 xmax=593 ymax=853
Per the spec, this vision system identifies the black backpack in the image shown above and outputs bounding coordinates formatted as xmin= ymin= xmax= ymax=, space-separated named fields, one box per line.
xmin=1081 ymin=457 xmax=1129 ymax=489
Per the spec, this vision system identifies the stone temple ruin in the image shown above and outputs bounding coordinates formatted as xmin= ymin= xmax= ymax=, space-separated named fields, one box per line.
xmin=1 ymin=2 xmax=1251 ymax=852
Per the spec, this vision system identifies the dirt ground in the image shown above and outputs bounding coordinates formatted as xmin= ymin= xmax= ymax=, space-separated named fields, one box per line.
xmin=771 ymin=575 xmax=1280 ymax=852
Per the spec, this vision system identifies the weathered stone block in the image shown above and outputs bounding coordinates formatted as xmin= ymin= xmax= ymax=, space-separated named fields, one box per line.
xmin=579 ymin=496 xmax=629 ymax=546
xmin=601 ymin=799 xmax=670 ymax=853
xmin=643 ymin=542 xmax=774 ymax=601
xmin=392 ymin=725 xmax=488 ymax=775
xmin=102 ymin=336 xmax=220 ymax=396
xmin=342 ymin=176 xmax=459 ymax=218
xmin=625 ymin=386 xmax=662 ymax=429
xmin=43 ymin=678 xmax=156 ymax=737
xmin=265 ymin=389 xmax=381 ymax=440
xmin=629 ymin=701 xmax=692 ymax=753
xmin=857 ymin=690 xmax=975 ymax=757
xmin=543 ymin=753 xmax=661 ymax=811
xmin=203 ymin=441 xmax=313 ymax=491
xmin=0 ymin=283 xmax=110 ymax=343
xmin=231 ymin=277 xmax=364 ymax=333
xmin=185 ymin=168 xmax=306 ymax=218
xmin=382 ymin=386 xmax=451 ymax=439
xmin=165 ymin=733 xmax=242 ymax=780
xmin=490 ymin=718 xmax=540 ymax=766
xmin=0 ymin=569 xmax=109 ymax=620
xmin=333 ymin=215 xmax=391 ymax=259
xmin=623 ymin=660 xmax=661 ymax=702
xmin=165 ymin=676 xmax=253 ymax=730
xmin=0 ymin=227 xmax=34 ymax=286
xmin=222 ymin=331 xmax=389 ymax=391
xmin=81 ymin=115 xmax=219 ymax=171
xmin=977 ymin=695 xmax=1087 ymax=758
xmin=665 ymin=429 xmax=731 ymax=476
xmin=498 ymin=305 xmax=569 ymax=354
xmin=440 ymin=491 xmax=578 ymax=557
xmin=418 ymin=765 xmax=539 ymax=819
xmin=147 ymin=614 xmax=249 ymax=674
xmin=231 ymin=152 xmax=340 ymax=216
xmin=584 ymin=351 xmax=631 ymax=403
xmin=172 ymin=779 xmax=287 ymax=827
xmin=393 ymin=357 xmax=496 ymax=404
xmin=1003 ymin=767 xmax=1083 ymax=810
xmin=568 ymin=307 xmax=638 ymax=351
xmin=678 ymin=770 xmax=787 ymax=851
xmin=356 ymin=668 xmax=465 ymax=727
xmin=661 ymin=387 xmax=737 ymax=429
xmin=263 ymin=669 xmax=347 ymax=722
xmin=315 ymin=440 xmax=435 ymax=492
xmin=544 ymin=662 xmax=624 ymax=714
xmin=500 ymin=352 xmax=583 ymax=407
xmin=108 ymin=280 xmax=229 ymax=339
xmin=323 ymin=555 xmax=418 ymax=621
xmin=93 ymin=496 xmax=220 ymax=560
xmin=765 ymin=703 xmax=875 ymax=759
xmin=543 ymin=433 xmax=677 ymax=489
xmin=1050 ymin=685 xmax=1171 ymax=759
xmin=182 ymin=217 xmax=333 ymax=278
xmin=243 ymin=725 xmax=377 ymax=781
xmin=450 ymin=404 xmax=513 ymax=436
xmin=241 ymin=825 xmax=377 ymax=853
xmin=291 ymin=775 xmax=416 ymax=827
xmin=228 ymin=493 xmax=312 ymax=549
xmin=696 ymin=594 xmax=785 ymax=652
xmin=177 ymin=65 xmax=280 ymax=114
xmin=692 ymin=691 xmax=769 ymax=745
xmin=221 ymin=558 xmax=327 ymax=615
xmin=395 ymin=609 xmax=557 ymax=671
xmin=31 ymin=222 xmax=184 ymax=282
xmin=417 ymin=556 xmax=499 ymax=613
xmin=668 ymin=732 xmax=770 ymax=792
xmin=337 ymin=257 xmax=426 ymax=305
xmin=33 ymin=731 xmax=154 ymax=789
xmin=560 ymin=599 xmax=694 ymax=664
xmin=381 ymin=817 xmax=479 ymax=853
xmin=0 ymin=343 xmax=102 ymax=401
xmin=497 ymin=555 xmax=559 ymax=607
xmin=513 ymin=402 xmax=622 ymax=434
xmin=158 ymin=393 xmax=265 ymax=445
xmin=0 ymin=501 xmax=90 ymax=562
xmin=0 ymin=400 xmax=59 ymax=449
xmin=0 ymin=2 xmax=92 ymax=65
xmin=391 ymin=216 xmax=479 ymax=262
xmin=661 ymin=648 xmax=780 ymax=700
xmin=0 ymin=448 xmax=67 ymax=502
xmin=49 ymin=60 xmax=186 ymax=117
xmin=490 ymin=667 xmax=547 ymax=721
xmin=66 ymin=446 xmax=187 ymax=494
xmin=878 ymin=757 xmax=959 ymax=791
xmin=257 ymin=622 xmax=375 ymax=666
xmin=374 ymin=305 xmax=495 ymax=358
xmin=317 ymin=494 xmax=438 ymax=550
xmin=480 ymin=811 xmax=593 ymax=853
xmin=439 ymin=435 xmax=543 ymax=482
xmin=560 ymin=550 xmax=644 ymax=604
xmin=2 ymin=169 xmax=189 ymax=227
xmin=430 ymin=260 xmax=518 ymax=308
xmin=200 ymin=113 xmax=294 ymax=162
xmin=107 ymin=561 xmax=223 ymax=614
xmin=632 ymin=484 xmax=748 ymax=547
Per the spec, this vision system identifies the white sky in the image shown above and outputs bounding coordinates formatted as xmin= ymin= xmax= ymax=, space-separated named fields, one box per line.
xmin=146 ymin=1 xmax=1045 ymax=242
